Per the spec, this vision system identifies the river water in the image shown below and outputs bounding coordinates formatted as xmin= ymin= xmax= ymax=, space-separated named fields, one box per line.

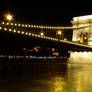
xmin=0 ymin=60 xmax=92 ymax=92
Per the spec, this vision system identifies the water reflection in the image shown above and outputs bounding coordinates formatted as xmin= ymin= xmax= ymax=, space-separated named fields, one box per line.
xmin=49 ymin=64 xmax=92 ymax=92
xmin=51 ymin=76 xmax=66 ymax=92
xmin=0 ymin=62 xmax=92 ymax=92
xmin=67 ymin=64 xmax=92 ymax=92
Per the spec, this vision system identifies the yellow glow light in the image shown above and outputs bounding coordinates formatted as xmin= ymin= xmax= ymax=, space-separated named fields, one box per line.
xmin=78 ymin=38 xmax=80 ymax=40
xmin=48 ymin=37 xmax=50 ymax=40
xmin=69 ymin=51 xmax=92 ymax=63
xmin=43 ymin=36 xmax=46 ymax=38
xmin=35 ymin=34 xmax=38 ymax=37
xmin=28 ymin=25 xmax=30 ymax=27
xmin=57 ymin=30 xmax=62 ymax=35
xmin=32 ymin=34 xmax=35 ymax=36
xmin=18 ymin=31 xmax=20 ymax=33
xmin=84 ymin=37 xmax=87 ymax=40
xmin=2 ymin=22 xmax=5 ymax=25
xmin=40 ymin=26 xmax=43 ymax=28
xmin=46 ymin=37 xmax=49 ymax=39
xmin=4 ymin=28 xmax=7 ymax=31
xmin=80 ymin=36 xmax=84 ymax=43
xmin=53 ymin=77 xmax=66 ymax=92
xmin=21 ymin=31 xmax=24 ymax=34
xmin=40 ymin=32 xmax=44 ymax=36
xmin=25 ymin=32 xmax=28 ymax=35
xmin=37 ymin=26 xmax=39 ymax=28
xmin=31 ymin=25 xmax=33 ymax=27
xmin=13 ymin=29 xmax=16 ymax=33
xmin=25 ymin=25 xmax=27 ymax=27
xmin=88 ymin=41 xmax=92 ymax=46
xmin=64 ymin=38 xmax=67 ymax=41
xmin=15 ymin=23 xmax=17 ymax=26
xmin=6 ymin=22 xmax=9 ymax=25
xmin=34 ymin=25 xmax=36 ymax=28
xmin=6 ymin=14 xmax=13 ymax=21
xmin=22 ymin=24 xmax=24 ymax=27
xmin=29 ymin=33 xmax=31 ymax=36
xmin=73 ymin=37 xmax=77 ymax=41
xmin=18 ymin=24 xmax=21 ymax=26
xmin=55 ymin=39 xmax=58 ymax=41
xmin=11 ymin=23 xmax=13 ymax=25
xmin=9 ymin=29 xmax=12 ymax=32
xmin=0 ymin=27 xmax=2 ymax=30
xmin=38 ymin=35 xmax=41 ymax=37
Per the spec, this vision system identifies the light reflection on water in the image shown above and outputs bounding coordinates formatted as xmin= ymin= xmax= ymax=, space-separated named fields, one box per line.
xmin=50 ymin=76 xmax=66 ymax=92
xmin=67 ymin=64 xmax=92 ymax=92
xmin=0 ymin=62 xmax=92 ymax=92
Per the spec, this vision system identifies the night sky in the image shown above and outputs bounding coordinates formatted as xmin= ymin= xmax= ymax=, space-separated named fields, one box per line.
xmin=0 ymin=1 xmax=92 ymax=26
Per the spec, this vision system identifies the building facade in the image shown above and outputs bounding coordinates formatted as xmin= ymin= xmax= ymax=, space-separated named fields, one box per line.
xmin=71 ymin=15 xmax=92 ymax=45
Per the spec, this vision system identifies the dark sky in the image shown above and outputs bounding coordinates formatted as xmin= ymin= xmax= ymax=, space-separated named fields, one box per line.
xmin=0 ymin=1 xmax=92 ymax=26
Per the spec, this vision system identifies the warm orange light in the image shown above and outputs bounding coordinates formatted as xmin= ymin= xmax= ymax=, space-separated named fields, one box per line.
xmin=57 ymin=30 xmax=62 ymax=35
xmin=84 ymin=37 xmax=87 ymax=40
xmin=6 ymin=14 xmax=13 ymax=21
xmin=88 ymin=41 xmax=92 ymax=46
xmin=64 ymin=38 xmax=67 ymax=41
xmin=0 ymin=27 xmax=2 ymax=30
xmin=40 ymin=32 xmax=44 ymax=36
xmin=80 ymin=36 xmax=84 ymax=43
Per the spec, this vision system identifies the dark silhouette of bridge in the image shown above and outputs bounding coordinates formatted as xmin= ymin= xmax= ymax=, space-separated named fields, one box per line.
xmin=0 ymin=21 xmax=92 ymax=57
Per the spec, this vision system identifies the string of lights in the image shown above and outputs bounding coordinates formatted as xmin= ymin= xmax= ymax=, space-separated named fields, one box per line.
xmin=0 ymin=26 xmax=58 ymax=41
xmin=1 ymin=22 xmax=90 ymax=30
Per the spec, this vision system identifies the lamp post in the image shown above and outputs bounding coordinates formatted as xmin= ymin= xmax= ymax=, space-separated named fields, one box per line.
xmin=57 ymin=30 xmax=63 ymax=40
xmin=56 ymin=30 xmax=63 ymax=58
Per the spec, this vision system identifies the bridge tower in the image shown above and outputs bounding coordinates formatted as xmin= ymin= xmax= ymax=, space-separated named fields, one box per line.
xmin=71 ymin=15 xmax=92 ymax=45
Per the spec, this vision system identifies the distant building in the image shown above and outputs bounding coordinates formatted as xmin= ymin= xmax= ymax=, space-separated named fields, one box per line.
xmin=71 ymin=15 xmax=92 ymax=45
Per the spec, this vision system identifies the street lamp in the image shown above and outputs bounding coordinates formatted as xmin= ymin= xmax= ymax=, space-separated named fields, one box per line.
xmin=57 ymin=30 xmax=62 ymax=35
xmin=56 ymin=30 xmax=63 ymax=58
xmin=5 ymin=14 xmax=13 ymax=21
xmin=64 ymin=38 xmax=67 ymax=41
xmin=57 ymin=30 xmax=63 ymax=40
